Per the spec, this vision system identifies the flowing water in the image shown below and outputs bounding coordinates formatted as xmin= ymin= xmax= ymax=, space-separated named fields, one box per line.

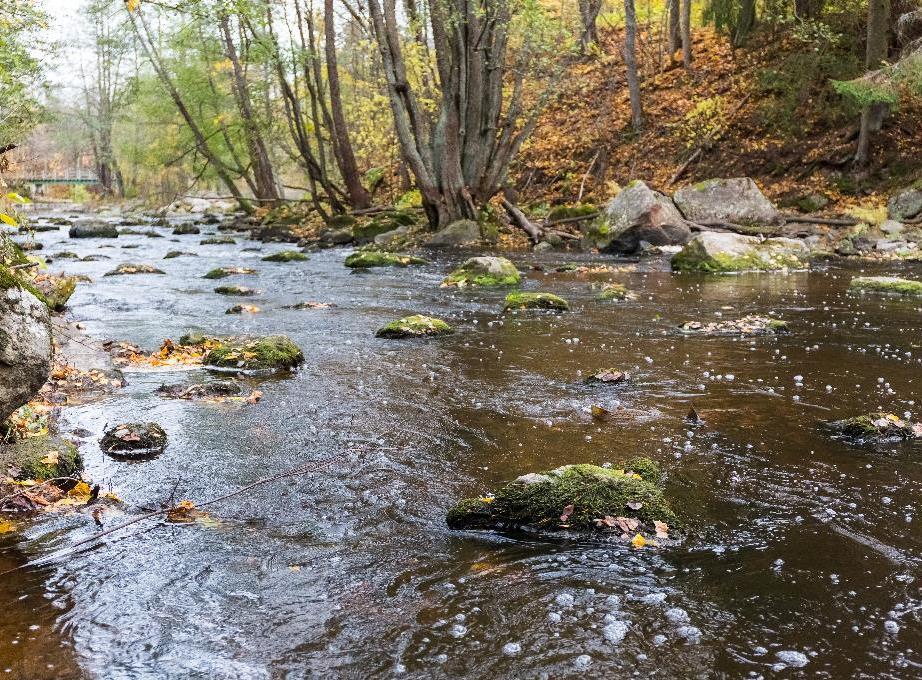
xmin=3 ymin=209 xmax=922 ymax=678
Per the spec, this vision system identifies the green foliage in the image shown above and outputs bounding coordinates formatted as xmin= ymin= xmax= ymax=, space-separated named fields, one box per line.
xmin=0 ymin=1 xmax=49 ymax=150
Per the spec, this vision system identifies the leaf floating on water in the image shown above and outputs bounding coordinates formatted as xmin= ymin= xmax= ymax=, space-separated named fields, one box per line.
xmin=654 ymin=520 xmax=670 ymax=539
xmin=246 ymin=390 xmax=263 ymax=404
xmin=631 ymin=533 xmax=647 ymax=549
xmin=166 ymin=500 xmax=216 ymax=526
xmin=0 ymin=521 xmax=17 ymax=534
xmin=560 ymin=504 xmax=575 ymax=522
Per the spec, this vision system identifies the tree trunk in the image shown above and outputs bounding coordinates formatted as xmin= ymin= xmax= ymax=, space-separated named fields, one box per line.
xmin=668 ymin=0 xmax=681 ymax=56
xmin=579 ymin=0 xmax=603 ymax=52
xmin=624 ymin=0 xmax=644 ymax=131
xmin=681 ymin=0 xmax=693 ymax=67
xmin=324 ymin=0 xmax=371 ymax=209
xmin=733 ymin=0 xmax=756 ymax=46
xmin=855 ymin=0 xmax=891 ymax=165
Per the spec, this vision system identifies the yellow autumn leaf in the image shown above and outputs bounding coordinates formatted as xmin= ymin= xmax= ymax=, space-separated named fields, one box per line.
xmin=40 ymin=450 xmax=60 ymax=465
xmin=0 ymin=521 xmax=17 ymax=534
xmin=126 ymin=0 xmax=140 ymax=12
xmin=68 ymin=481 xmax=92 ymax=498
xmin=0 ymin=213 xmax=18 ymax=227
xmin=5 ymin=192 xmax=29 ymax=204
xmin=631 ymin=533 xmax=647 ymax=549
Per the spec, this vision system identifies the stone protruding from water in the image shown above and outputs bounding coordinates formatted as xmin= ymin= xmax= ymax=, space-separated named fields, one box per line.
xmin=200 ymin=236 xmax=236 ymax=245
xmin=678 ymin=315 xmax=788 ymax=336
xmin=596 ymin=283 xmax=635 ymax=301
xmin=503 ymin=291 xmax=570 ymax=312
xmin=376 ymin=314 xmax=454 ymax=339
xmin=157 ymin=380 xmax=242 ymax=400
xmin=671 ymin=232 xmax=809 ymax=272
xmin=829 ymin=413 xmax=922 ymax=444
xmin=100 ymin=422 xmax=168 ymax=458
xmin=848 ymin=276 xmax=922 ymax=297
xmin=446 ymin=459 xmax=678 ymax=539
xmin=203 ymin=267 xmax=256 ymax=279
xmin=104 ymin=263 xmax=166 ymax=276
xmin=69 ymin=222 xmax=119 ymax=239
xmin=172 ymin=224 xmax=200 ymax=235
xmin=0 ymin=285 xmax=52 ymax=423
xmin=345 ymin=251 xmax=428 ymax=268
xmin=442 ymin=256 xmax=520 ymax=287
xmin=585 ymin=369 xmax=627 ymax=384
xmin=35 ymin=274 xmax=77 ymax=312
xmin=673 ymin=177 xmax=783 ymax=226
xmin=262 ymin=250 xmax=309 ymax=262
xmin=214 ymin=285 xmax=257 ymax=296
xmin=425 ymin=219 xmax=481 ymax=248
xmin=205 ymin=335 xmax=304 ymax=370
xmin=1 ymin=435 xmax=82 ymax=481
xmin=585 ymin=180 xmax=689 ymax=253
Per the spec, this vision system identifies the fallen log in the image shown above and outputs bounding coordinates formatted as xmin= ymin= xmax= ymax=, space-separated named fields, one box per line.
xmin=502 ymin=198 xmax=542 ymax=243
xmin=781 ymin=214 xmax=860 ymax=226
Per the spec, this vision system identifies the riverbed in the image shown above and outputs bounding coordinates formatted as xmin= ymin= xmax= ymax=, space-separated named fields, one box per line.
xmin=2 ymin=209 xmax=922 ymax=678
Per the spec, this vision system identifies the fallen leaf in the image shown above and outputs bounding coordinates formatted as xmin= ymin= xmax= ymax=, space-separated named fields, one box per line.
xmin=591 ymin=404 xmax=611 ymax=419
xmin=654 ymin=520 xmax=669 ymax=539
xmin=246 ymin=390 xmax=263 ymax=404
xmin=631 ymin=533 xmax=647 ymax=549
xmin=0 ymin=521 xmax=16 ymax=534
xmin=626 ymin=501 xmax=643 ymax=510
xmin=560 ymin=504 xmax=575 ymax=522
xmin=615 ymin=516 xmax=640 ymax=533
xmin=40 ymin=450 xmax=60 ymax=465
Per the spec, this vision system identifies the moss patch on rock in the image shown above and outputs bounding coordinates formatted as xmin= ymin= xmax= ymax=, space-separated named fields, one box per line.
xmin=104 ymin=263 xmax=166 ymax=276
xmin=345 ymin=251 xmax=428 ymax=268
xmin=200 ymin=236 xmax=236 ymax=245
xmin=172 ymin=224 xmax=200 ymax=235
xmin=671 ymin=232 xmax=808 ymax=273
xmin=375 ymin=314 xmax=454 ymax=339
xmin=442 ymin=256 xmax=521 ymax=287
xmin=446 ymin=459 xmax=678 ymax=536
xmin=597 ymin=283 xmax=635 ymax=301
xmin=35 ymin=275 xmax=77 ymax=311
xmin=100 ymin=423 xmax=167 ymax=458
xmin=503 ymin=291 xmax=570 ymax=312
xmin=1 ymin=436 xmax=82 ymax=481
xmin=205 ymin=335 xmax=304 ymax=370
xmin=214 ymin=285 xmax=257 ymax=296
xmin=164 ymin=250 xmax=197 ymax=259
xmin=547 ymin=203 xmax=597 ymax=222
xmin=203 ymin=267 xmax=256 ymax=279
xmin=848 ymin=276 xmax=922 ymax=297
xmin=829 ymin=412 xmax=921 ymax=443
xmin=262 ymin=250 xmax=309 ymax=262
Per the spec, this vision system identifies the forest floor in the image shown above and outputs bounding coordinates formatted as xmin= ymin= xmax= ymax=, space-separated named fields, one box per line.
xmin=514 ymin=26 xmax=922 ymax=213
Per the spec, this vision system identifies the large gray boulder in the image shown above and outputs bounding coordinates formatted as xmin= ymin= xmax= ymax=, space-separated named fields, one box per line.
xmin=585 ymin=181 xmax=690 ymax=253
xmin=888 ymin=186 xmax=922 ymax=221
xmin=0 ymin=285 xmax=52 ymax=422
xmin=426 ymin=219 xmax=481 ymax=248
xmin=671 ymin=231 xmax=809 ymax=272
xmin=673 ymin=178 xmax=783 ymax=226
xmin=69 ymin=219 xmax=119 ymax=238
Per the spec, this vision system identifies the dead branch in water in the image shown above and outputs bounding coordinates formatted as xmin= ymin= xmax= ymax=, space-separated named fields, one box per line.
xmin=782 ymin=214 xmax=860 ymax=226
xmin=502 ymin=198 xmax=542 ymax=243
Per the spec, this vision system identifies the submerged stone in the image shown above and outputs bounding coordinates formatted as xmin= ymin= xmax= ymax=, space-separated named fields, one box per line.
xmin=262 ymin=250 xmax=309 ymax=262
xmin=503 ymin=291 xmax=570 ymax=312
xmin=205 ymin=335 xmax=304 ymax=370
xmin=597 ymin=283 xmax=635 ymax=301
xmin=200 ymin=236 xmax=236 ymax=245
xmin=214 ymin=285 xmax=257 ymax=296
xmin=446 ymin=460 xmax=678 ymax=537
xmin=585 ymin=369 xmax=628 ymax=384
xmin=829 ymin=412 xmax=921 ymax=443
xmin=172 ymin=224 xmax=200 ymax=235
xmin=848 ymin=276 xmax=922 ymax=297
xmin=376 ymin=314 xmax=454 ymax=339
xmin=1 ymin=435 xmax=82 ymax=481
xmin=678 ymin=315 xmax=788 ymax=336
xmin=671 ymin=232 xmax=809 ymax=273
xmin=104 ymin=263 xmax=166 ymax=276
xmin=442 ymin=256 xmax=521 ymax=287
xmin=203 ymin=267 xmax=256 ymax=279
xmin=345 ymin=251 xmax=428 ymax=268
xmin=100 ymin=422 xmax=168 ymax=458
xmin=156 ymin=380 xmax=242 ymax=400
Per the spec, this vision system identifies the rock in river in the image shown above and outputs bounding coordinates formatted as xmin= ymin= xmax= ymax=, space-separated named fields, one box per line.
xmin=0 ymin=281 xmax=52 ymax=423
xmin=584 ymin=180 xmax=689 ymax=253
xmin=214 ymin=285 xmax=257 ymax=296
xmin=205 ymin=335 xmax=304 ymax=370
xmin=0 ymin=435 xmax=82 ymax=481
xmin=671 ymin=232 xmax=808 ymax=273
xmin=503 ymin=292 xmax=570 ymax=312
xmin=262 ymin=250 xmax=309 ymax=262
xmin=203 ymin=267 xmax=256 ymax=279
xmin=425 ymin=219 xmax=482 ymax=248
xmin=888 ymin=185 xmax=922 ymax=222
xmin=596 ymin=283 xmax=635 ymax=301
xmin=678 ymin=315 xmax=788 ymax=336
xmin=68 ymin=222 xmax=119 ymax=239
xmin=673 ymin=177 xmax=783 ymax=226
xmin=442 ymin=256 xmax=520 ymax=287
xmin=376 ymin=314 xmax=453 ymax=339
xmin=585 ymin=369 xmax=628 ymax=384
xmin=446 ymin=459 xmax=678 ymax=539
xmin=157 ymin=380 xmax=242 ymax=400
xmin=345 ymin=251 xmax=428 ymax=268
xmin=104 ymin=263 xmax=166 ymax=276
xmin=828 ymin=412 xmax=922 ymax=444
xmin=100 ymin=422 xmax=168 ymax=458
xmin=848 ymin=276 xmax=922 ymax=297
xmin=172 ymin=224 xmax=200 ymax=235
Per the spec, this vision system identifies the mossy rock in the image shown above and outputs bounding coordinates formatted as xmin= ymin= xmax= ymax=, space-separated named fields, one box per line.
xmin=1 ymin=436 xmax=82 ymax=481
xmin=36 ymin=275 xmax=77 ymax=312
xmin=442 ymin=256 xmax=521 ymax=287
xmin=446 ymin=460 xmax=678 ymax=536
xmin=214 ymin=285 xmax=257 ymax=296
xmin=262 ymin=250 xmax=309 ymax=262
xmin=503 ymin=291 xmax=569 ymax=312
xmin=326 ymin=214 xmax=357 ymax=230
xmin=828 ymin=412 xmax=920 ymax=443
xmin=156 ymin=379 xmax=242 ymax=400
xmin=203 ymin=267 xmax=256 ymax=279
xmin=678 ymin=316 xmax=788 ymax=336
xmin=848 ymin=276 xmax=922 ymax=297
xmin=597 ymin=283 xmax=634 ymax=301
xmin=69 ymin=224 xmax=119 ymax=238
xmin=178 ymin=331 xmax=212 ymax=346
xmin=345 ymin=251 xmax=428 ymax=268
xmin=353 ymin=210 xmax=418 ymax=242
xmin=671 ymin=232 xmax=808 ymax=273
xmin=104 ymin=263 xmax=166 ymax=276
xmin=375 ymin=314 xmax=454 ymax=339
xmin=205 ymin=335 xmax=304 ymax=370
xmin=172 ymin=224 xmax=200 ymax=235
xmin=547 ymin=203 xmax=597 ymax=222
xmin=53 ymin=251 xmax=79 ymax=259
xmin=164 ymin=250 xmax=197 ymax=259
xmin=100 ymin=422 xmax=167 ymax=458
xmin=200 ymin=236 xmax=237 ymax=245
xmin=0 ymin=263 xmax=50 ymax=306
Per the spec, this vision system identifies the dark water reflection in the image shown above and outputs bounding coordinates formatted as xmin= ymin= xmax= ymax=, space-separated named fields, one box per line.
xmin=4 ymin=211 xmax=922 ymax=677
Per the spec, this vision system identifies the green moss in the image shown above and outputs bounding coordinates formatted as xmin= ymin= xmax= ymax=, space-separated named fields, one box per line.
xmin=200 ymin=236 xmax=237 ymax=245
xmin=262 ymin=250 xmax=309 ymax=262
xmin=326 ymin=214 xmax=357 ymax=229
xmin=442 ymin=257 xmax=521 ymax=287
xmin=353 ymin=210 xmax=419 ymax=241
xmin=671 ymin=248 xmax=804 ymax=273
xmin=39 ymin=276 xmax=77 ymax=312
xmin=345 ymin=251 xmax=428 ymax=268
xmin=164 ymin=250 xmax=195 ymax=259
xmin=375 ymin=314 xmax=454 ymax=339
xmin=503 ymin=291 xmax=570 ymax=312
xmin=206 ymin=335 xmax=304 ymax=370
xmin=848 ymin=276 xmax=922 ymax=297
xmin=446 ymin=461 xmax=678 ymax=533
xmin=2 ymin=436 xmax=82 ymax=481
xmin=214 ymin=285 xmax=256 ymax=296
xmin=104 ymin=263 xmax=166 ymax=276
xmin=203 ymin=267 xmax=256 ymax=279
xmin=597 ymin=283 xmax=633 ymax=301
xmin=0 ymin=264 xmax=49 ymax=306
xmin=179 ymin=331 xmax=210 ymax=346
xmin=547 ymin=203 xmax=597 ymax=222
xmin=832 ymin=412 xmax=917 ymax=441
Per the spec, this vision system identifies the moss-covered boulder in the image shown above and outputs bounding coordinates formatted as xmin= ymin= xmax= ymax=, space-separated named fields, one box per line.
xmin=35 ymin=274 xmax=77 ymax=311
xmin=100 ymin=422 xmax=167 ymax=458
xmin=442 ymin=256 xmax=520 ymax=287
xmin=586 ymin=181 xmax=689 ymax=253
xmin=164 ymin=250 xmax=197 ymax=259
xmin=678 ymin=315 xmax=788 ymax=336
xmin=104 ymin=263 xmax=166 ymax=276
xmin=446 ymin=460 xmax=678 ymax=538
xmin=345 ymin=251 xmax=428 ymax=268
xmin=205 ymin=335 xmax=304 ymax=370
xmin=425 ymin=219 xmax=482 ymax=248
xmin=503 ymin=291 xmax=570 ymax=312
xmin=848 ymin=276 xmax=922 ymax=297
xmin=671 ymin=232 xmax=809 ymax=273
xmin=828 ymin=412 xmax=921 ymax=443
xmin=597 ymin=283 xmax=635 ymax=301
xmin=262 ymin=250 xmax=309 ymax=262
xmin=203 ymin=266 xmax=256 ymax=279
xmin=353 ymin=210 xmax=418 ymax=243
xmin=172 ymin=224 xmax=200 ymax=235
xmin=52 ymin=251 xmax=79 ymax=260
xmin=888 ymin=185 xmax=922 ymax=222
xmin=547 ymin=203 xmax=597 ymax=222
xmin=69 ymin=223 xmax=119 ymax=238
xmin=376 ymin=314 xmax=454 ymax=339
xmin=200 ymin=236 xmax=236 ymax=245
xmin=1 ymin=436 xmax=82 ymax=481
xmin=585 ymin=369 xmax=627 ymax=384
xmin=214 ymin=285 xmax=257 ymax=296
